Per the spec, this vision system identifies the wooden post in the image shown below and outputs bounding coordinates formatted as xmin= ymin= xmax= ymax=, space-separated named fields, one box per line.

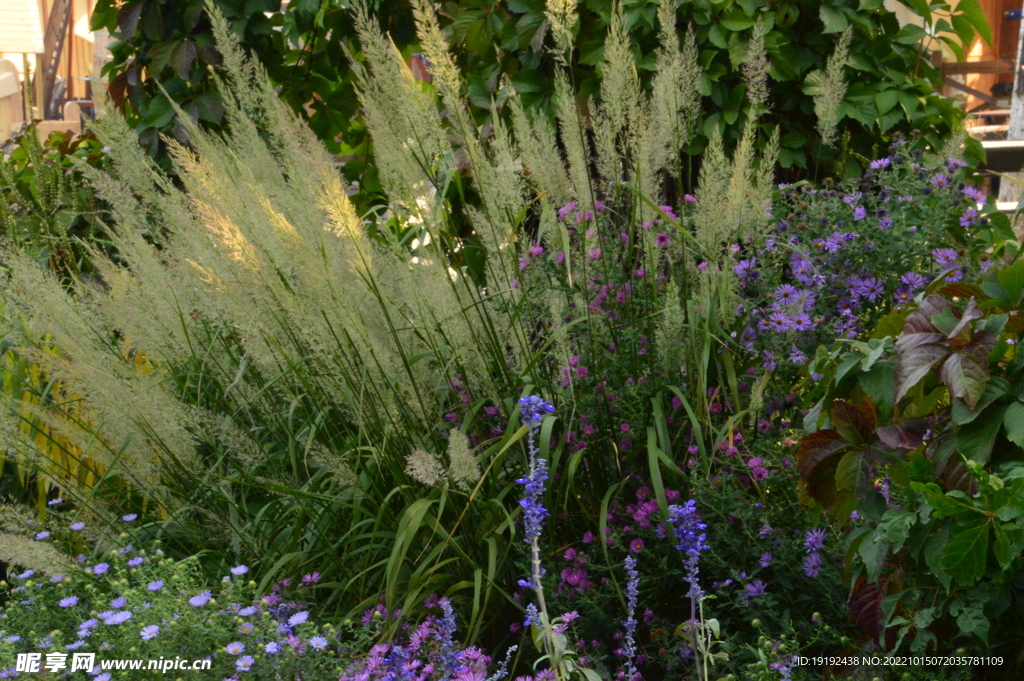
xmin=999 ymin=2 xmax=1024 ymax=205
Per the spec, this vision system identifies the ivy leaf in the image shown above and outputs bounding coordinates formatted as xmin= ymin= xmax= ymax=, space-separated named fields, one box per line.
xmin=993 ymin=522 xmax=1024 ymax=569
xmin=893 ymin=24 xmax=928 ymax=45
xmin=797 ymin=430 xmax=852 ymax=509
xmin=878 ymin=508 xmax=917 ymax=553
xmin=819 ymin=5 xmax=849 ymax=33
xmin=895 ymin=343 xmax=948 ymax=403
xmin=832 ymin=398 xmax=877 ymax=446
xmin=940 ymin=517 xmax=990 ymax=586
xmin=923 ymin=523 xmax=952 ymax=591
xmin=996 ymin=258 xmax=1024 ymax=304
xmin=859 ymin=529 xmax=889 ymax=583
xmin=955 ymin=601 xmax=990 ymax=645
xmin=1002 ymin=401 xmax=1024 ymax=449
xmin=876 ymin=417 xmax=929 ymax=450
xmin=937 ymin=341 xmax=990 ymax=409
xmin=170 ymin=40 xmax=197 ymax=81
xmin=954 ymin=403 xmax=1005 ymax=465
xmin=955 ymin=0 xmax=992 ymax=46
xmin=116 ymin=2 xmax=143 ymax=42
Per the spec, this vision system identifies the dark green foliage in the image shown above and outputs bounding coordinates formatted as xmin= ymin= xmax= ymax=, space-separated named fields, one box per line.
xmin=91 ymin=0 xmax=987 ymax=181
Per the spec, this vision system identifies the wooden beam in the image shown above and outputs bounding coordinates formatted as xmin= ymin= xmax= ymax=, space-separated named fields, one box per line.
xmin=943 ymin=60 xmax=1015 ymax=75
xmin=943 ymin=77 xmax=996 ymax=103
xmin=980 ymin=140 xmax=1024 ymax=172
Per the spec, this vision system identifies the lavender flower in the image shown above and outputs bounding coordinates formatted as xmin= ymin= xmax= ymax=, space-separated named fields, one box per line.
xmin=435 ymin=598 xmax=460 ymax=679
xmin=622 ymin=556 xmax=640 ymax=681
xmin=667 ymin=500 xmax=709 ymax=601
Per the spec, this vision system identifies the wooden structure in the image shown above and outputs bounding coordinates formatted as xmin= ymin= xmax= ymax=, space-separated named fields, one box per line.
xmin=0 ymin=0 xmax=99 ymax=142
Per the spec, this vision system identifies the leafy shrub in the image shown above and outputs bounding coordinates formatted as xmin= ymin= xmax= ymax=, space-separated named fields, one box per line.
xmin=0 ymin=128 xmax=112 ymax=282
xmin=91 ymin=0 xmax=987 ymax=178
xmin=795 ymin=251 xmax=1024 ymax=670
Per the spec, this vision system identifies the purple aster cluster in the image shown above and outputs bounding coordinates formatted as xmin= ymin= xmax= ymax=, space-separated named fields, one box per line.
xmin=803 ymin=528 xmax=827 ymax=578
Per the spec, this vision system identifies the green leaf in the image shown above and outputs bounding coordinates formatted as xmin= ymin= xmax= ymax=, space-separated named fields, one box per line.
xmin=955 ymin=403 xmax=1005 ymax=465
xmin=996 ymin=259 xmax=1024 ymax=303
xmin=579 ymin=669 xmax=603 ymax=681
xmin=955 ymin=601 xmax=990 ymax=645
xmin=940 ymin=517 xmax=990 ymax=586
xmin=956 ymin=0 xmax=993 ymax=46
xmin=993 ymin=522 xmax=1024 ymax=569
xmin=951 ymin=376 xmax=1010 ymax=426
xmin=879 ymin=508 xmax=917 ymax=553
xmin=875 ymin=89 xmax=899 ymax=115
xmin=819 ymin=5 xmax=849 ymax=33
xmin=893 ymin=24 xmax=928 ymax=45
xmin=923 ymin=522 xmax=953 ymax=591
xmin=859 ymin=529 xmax=889 ymax=583
xmin=912 ymin=482 xmax=968 ymax=518
xmin=147 ymin=40 xmax=180 ymax=77
xmin=1003 ymin=402 xmax=1024 ymax=449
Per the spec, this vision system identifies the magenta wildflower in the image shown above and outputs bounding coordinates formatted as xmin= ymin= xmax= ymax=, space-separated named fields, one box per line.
xmin=655 ymin=232 xmax=671 ymax=247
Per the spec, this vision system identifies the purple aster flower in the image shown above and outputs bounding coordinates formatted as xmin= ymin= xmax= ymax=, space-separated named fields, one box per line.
xmin=60 ymin=596 xmax=79 ymax=608
xmin=758 ymin=523 xmax=775 ymax=538
xmin=900 ymin=272 xmax=928 ymax=289
xmin=879 ymin=217 xmax=893 ymax=230
xmin=121 ymin=514 xmax=138 ymax=522
xmin=309 ymin=636 xmax=328 ymax=650
xmin=946 ymin=269 xmax=963 ymax=282
xmin=762 ymin=350 xmax=777 ymax=372
xmin=226 ymin=641 xmax=246 ymax=655
xmin=239 ymin=606 xmax=259 ymax=617
xmin=853 ymin=206 xmax=867 ymax=221
xmin=47 ymin=498 xmax=63 ymax=506
xmin=803 ymin=552 xmax=822 ymax=578
xmin=804 ymin=528 xmax=828 ymax=552
xmin=789 ymin=346 xmax=808 ymax=366
xmin=790 ymin=313 xmax=815 ymax=331
xmin=759 ymin=552 xmax=773 ymax=568
xmin=930 ymin=173 xmax=950 ymax=188
xmin=960 ymin=208 xmax=978 ymax=227
xmin=288 ymin=611 xmax=310 ymax=626
xmin=932 ymin=248 xmax=958 ymax=266
xmin=856 ymin=277 xmax=883 ymax=302
xmin=629 ymin=538 xmax=644 ymax=553
xmin=655 ymin=232 xmax=671 ymax=247
xmin=236 ymin=655 xmax=255 ymax=672
xmin=140 ymin=625 xmax=159 ymax=640
xmin=767 ymin=312 xmax=792 ymax=332
xmin=870 ymin=157 xmax=891 ymax=169
xmin=92 ymin=563 xmax=109 ymax=575
xmin=127 ymin=557 xmax=144 ymax=567
xmin=147 ymin=581 xmax=164 ymax=592
xmin=35 ymin=531 xmax=50 ymax=540
xmin=265 ymin=641 xmax=280 ymax=654
xmin=230 ymin=565 xmax=249 ymax=576
xmin=744 ymin=580 xmax=767 ymax=602
xmin=110 ymin=596 xmax=127 ymax=609
xmin=963 ymin=186 xmax=985 ymax=202
xmin=103 ymin=611 xmax=132 ymax=625
xmin=774 ymin=284 xmax=798 ymax=303
xmin=302 ymin=572 xmax=321 ymax=585
xmin=189 ymin=591 xmax=212 ymax=607
xmin=70 ymin=522 xmax=85 ymax=531
xmin=895 ymin=285 xmax=913 ymax=304
xmin=734 ymin=259 xmax=757 ymax=279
